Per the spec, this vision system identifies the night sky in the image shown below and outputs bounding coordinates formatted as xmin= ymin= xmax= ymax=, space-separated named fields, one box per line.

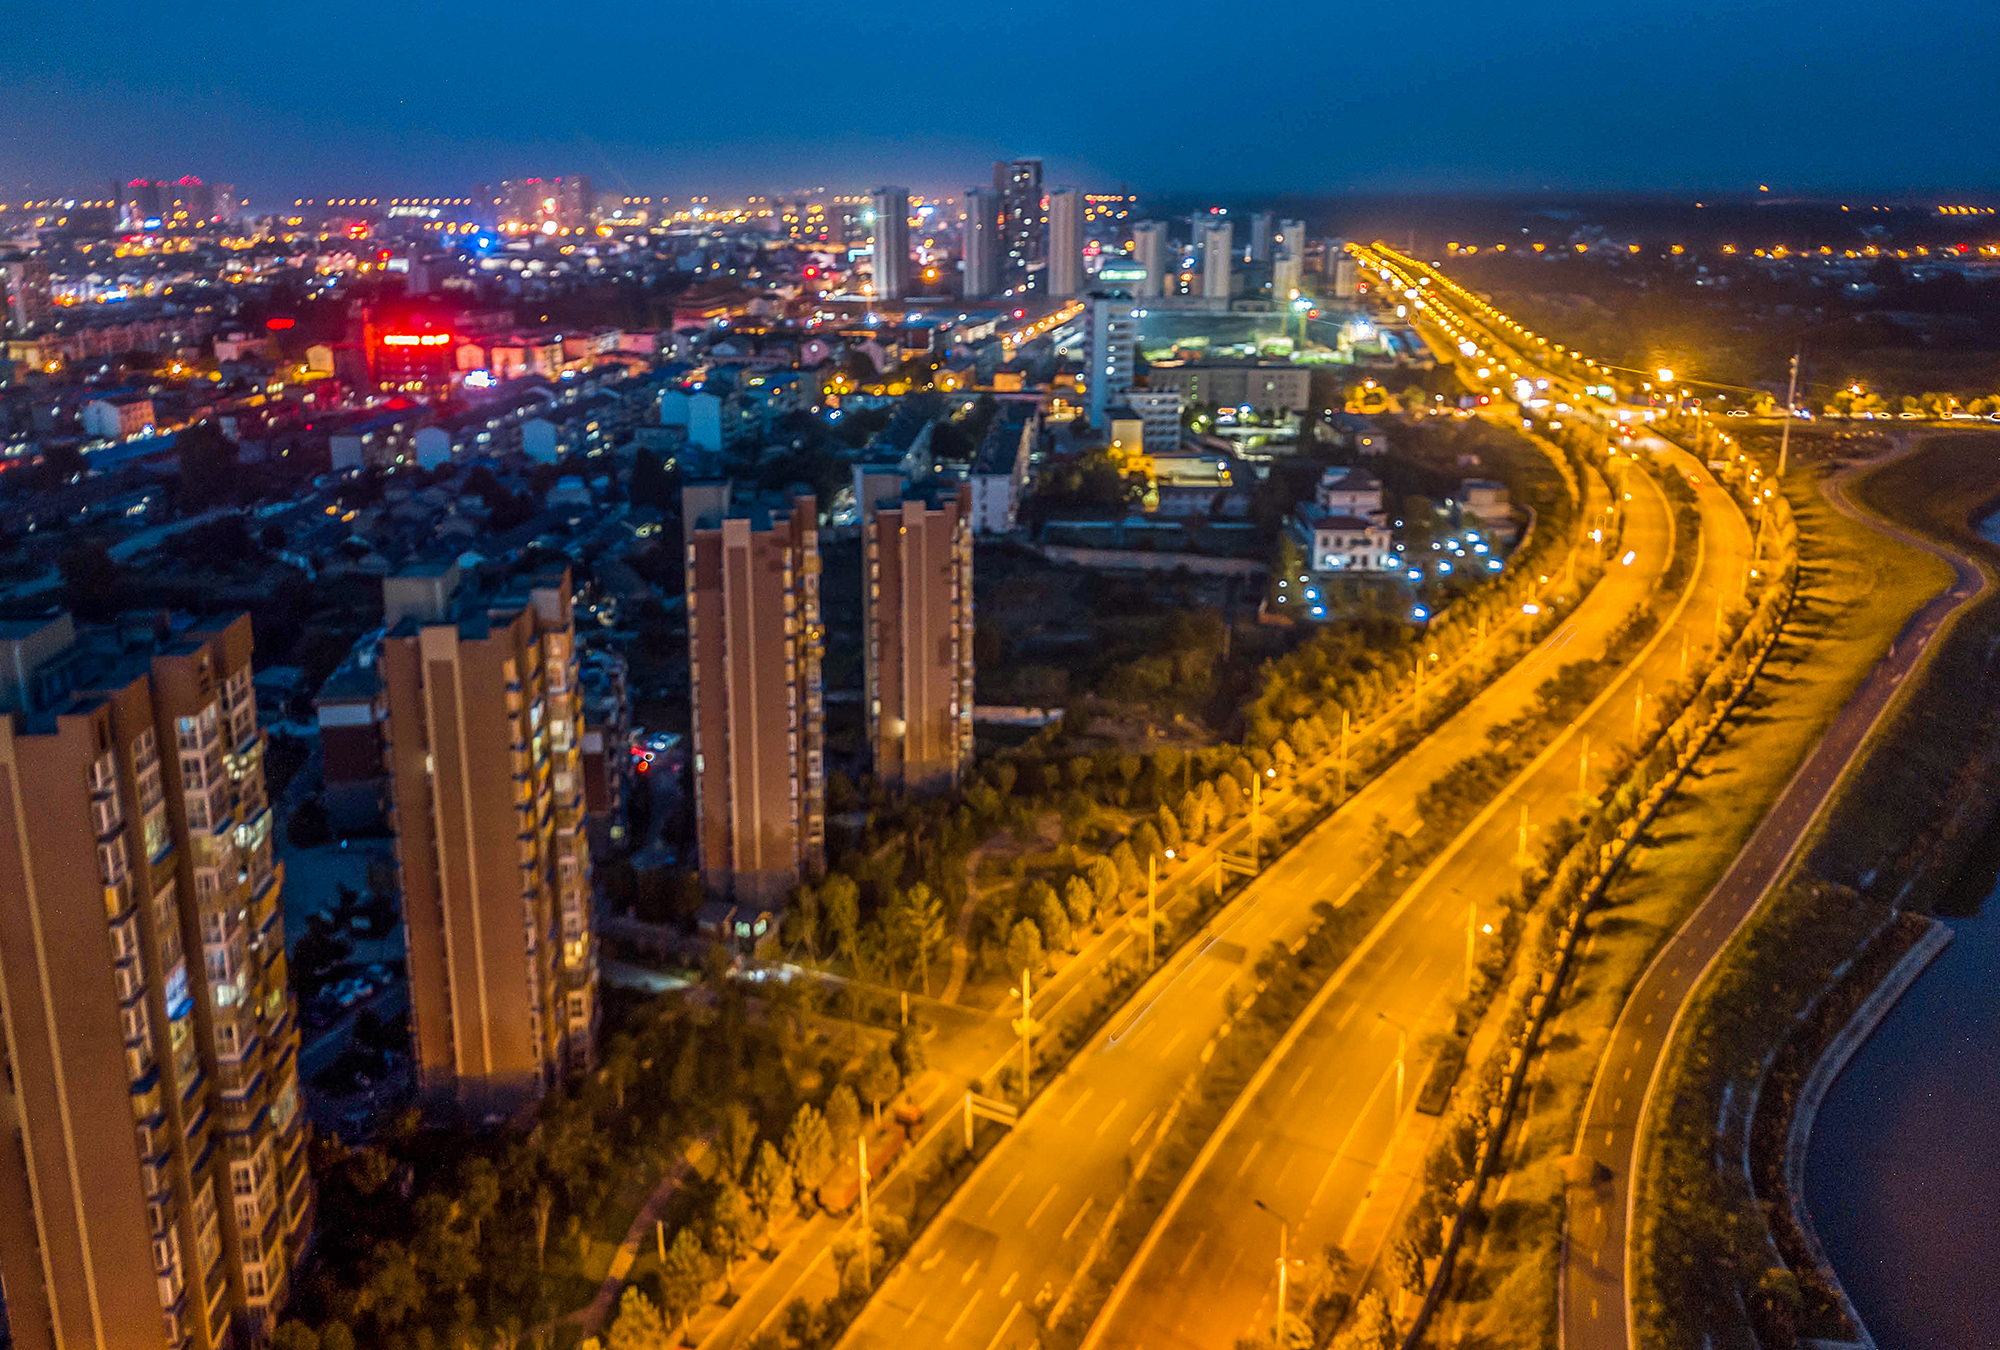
xmin=7 ymin=0 xmax=1999 ymax=199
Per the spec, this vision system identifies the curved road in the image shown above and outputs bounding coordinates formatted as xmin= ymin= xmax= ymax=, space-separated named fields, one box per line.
xmin=1559 ymin=439 xmax=1988 ymax=1350
xmin=828 ymin=462 xmax=1661 ymax=1350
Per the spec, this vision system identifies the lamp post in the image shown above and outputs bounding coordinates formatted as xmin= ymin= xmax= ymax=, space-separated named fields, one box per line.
xmin=1009 ymin=969 xmax=1034 ymax=1101
xmin=1253 ymin=1199 xmax=1295 ymax=1347
xmin=857 ymin=1134 xmax=872 ymax=1287
xmin=1776 ymin=352 xmax=1799 ymax=481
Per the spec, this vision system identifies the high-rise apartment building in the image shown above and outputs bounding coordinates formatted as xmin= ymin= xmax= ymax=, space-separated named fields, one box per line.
xmin=870 ymin=186 xmax=912 ymax=301
xmin=1084 ymin=290 xmax=1139 ymax=430
xmin=1130 ymin=221 xmax=1169 ymax=298
xmin=684 ymin=490 xmax=825 ymax=908
xmin=3 ymin=254 xmax=54 ymax=331
xmin=1273 ymin=249 xmax=1303 ymax=303
xmin=1046 ymin=189 xmax=1083 ymax=297
xmin=496 ymin=177 xmax=594 ymax=233
xmin=379 ymin=562 xmax=597 ymax=1118
xmin=994 ymin=158 xmax=1045 ymax=290
xmin=0 ymin=611 xmax=311 ymax=1350
xmin=1277 ymin=219 xmax=1307 ymax=259
xmin=857 ymin=482 xmax=975 ymax=795
xmin=961 ymin=188 xmax=1000 ymax=299
xmin=1201 ymin=220 xmax=1236 ymax=307
xmin=1249 ymin=210 xmax=1276 ymax=263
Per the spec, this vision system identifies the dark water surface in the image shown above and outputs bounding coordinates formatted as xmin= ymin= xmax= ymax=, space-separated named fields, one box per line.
xmin=1801 ymin=511 xmax=2000 ymax=1348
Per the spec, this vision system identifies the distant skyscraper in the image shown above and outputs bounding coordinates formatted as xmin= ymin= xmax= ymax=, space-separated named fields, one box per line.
xmin=378 ymin=564 xmax=597 ymax=1118
xmin=3 ymin=255 xmax=54 ymax=331
xmin=1046 ymin=188 xmax=1083 ymax=297
xmin=1201 ymin=220 xmax=1235 ymax=306
xmin=1249 ymin=210 xmax=1276 ymax=263
xmin=1131 ymin=221 xmax=1169 ymax=299
xmin=961 ymin=187 xmax=1000 ymax=299
xmin=857 ymin=482 xmax=975 ymax=795
xmin=1277 ymin=219 xmax=1307 ymax=258
xmin=684 ymin=490 xmax=826 ymax=908
xmin=1085 ymin=290 xmax=1139 ymax=429
xmin=995 ymin=158 xmax=1045 ymax=289
xmin=871 ymin=186 xmax=912 ymax=301
xmin=1273 ymin=249 xmax=1303 ymax=303
xmin=0 ymin=610 xmax=312 ymax=1350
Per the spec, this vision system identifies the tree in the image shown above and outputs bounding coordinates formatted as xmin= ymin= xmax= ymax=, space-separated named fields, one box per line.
xmin=270 ymin=1323 xmax=319 ymax=1350
xmin=885 ymin=883 xmax=946 ymax=994
xmin=788 ymin=883 xmax=823 ymax=962
xmin=821 ymin=874 xmax=861 ymax=967
xmin=783 ymin=1104 xmax=833 ymax=1190
xmin=1088 ymin=856 xmax=1120 ymax=909
xmin=1036 ymin=891 xmax=1073 ymax=952
xmin=176 ymin=418 xmax=241 ymax=508
xmin=360 ymin=1242 xmax=423 ymax=1329
xmin=858 ymin=1046 xmax=901 ymax=1125
xmin=57 ymin=538 xmax=120 ymax=620
xmin=1154 ymin=804 xmax=1183 ymax=853
xmin=658 ymin=1228 xmax=710 ymax=1331
xmin=825 ymin=1086 xmax=861 ymax=1160
xmin=892 ymin=1021 xmax=927 ymax=1078
xmin=1006 ymin=919 xmax=1046 ymax=978
xmin=707 ymin=1183 xmax=758 ymax=1282
xmin=1130 ymin=820 xmax=1163 ymax=861
xmin=457 ymin=1156 xmax=500 ymax=1247
xmin=1064 ymin=875 xmax=1098 ymax=931
xmin=748 ymin=1140 xmax=795 ymax=1224
xmin=607 ymin=1285 xmax=671 ymax=1350
xmin=318 ymin=1323 xmax=355 ymax=1350
xmin=603 ymin=1033 xmax=641 ymax=1114
xmin=1330 ymin=1289 xmax=1397 ymax=1350
xmin=719 ymin=1101 xmax=757 ymax=1183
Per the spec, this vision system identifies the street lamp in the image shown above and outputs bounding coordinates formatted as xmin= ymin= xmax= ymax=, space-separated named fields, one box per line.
xmin=1253 ymin=1199 xmax=1299 ymax=1347
xmin=1008 ymin=969 xmax=1035 ymax=1102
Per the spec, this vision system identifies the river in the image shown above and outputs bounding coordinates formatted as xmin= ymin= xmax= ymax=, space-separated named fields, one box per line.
xmin=1800 ymin=513 xmax=2000 ymax=1348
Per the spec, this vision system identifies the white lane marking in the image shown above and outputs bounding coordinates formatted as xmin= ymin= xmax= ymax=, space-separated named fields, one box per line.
xmin=1059 ymin=1088 xmax=1094 ymax=1127
xmin=1287 ymin=1065 xmax=1315 ymax=1100
xmin=1129 ymin=1108 xmax=1159 ymax=1148
xmin=902 ymin=1292 xmax=933 ymax=1329
xmin=1161 ymin=1027 xmax=1189 ymax=1058
xmin=945 ymin=1288 xmax=985 ymax=1344
xmin=1095 ymin=1098 xmax=1127 ymax=1137
xmin=1026 ymin=1183 xmax=1060 ymax=1229
xmin=1334 ymin=1002 xmax=1359 ymax=1031
xmin=985 ymin=1175 xmax=1022 ymax=1218
xmin=979 ymin=1300 xmax=1023 ymax=1350
xmin=1063 ymin=1198 xmax=1095 ymax=1241
xmin=1176 ymin=1229 xmax=1210 ymax=1276
xmin=999 ymin=1270 xmax=1020 ymax=1299
xmin=1236 ymin=1139 xmax=1264 ymax=1178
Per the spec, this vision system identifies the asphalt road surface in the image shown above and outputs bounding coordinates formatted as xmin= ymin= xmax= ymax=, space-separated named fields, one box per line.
xmin=1558 ymin=441 xmax=1987 ymax=1350
xmin=1085 ymin=435 xmax=1748 ymax=1350
xmin=834 ymin=448 xmax=1681 ymax=1350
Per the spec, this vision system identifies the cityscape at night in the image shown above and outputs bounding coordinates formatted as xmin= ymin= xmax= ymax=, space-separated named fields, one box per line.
xmin=3 ymin=7 xmax=2000 ymax=1350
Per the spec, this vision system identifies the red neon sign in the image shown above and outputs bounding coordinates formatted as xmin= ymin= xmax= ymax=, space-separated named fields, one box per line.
xmin=381 ymin=334 xmax=451 ymax=346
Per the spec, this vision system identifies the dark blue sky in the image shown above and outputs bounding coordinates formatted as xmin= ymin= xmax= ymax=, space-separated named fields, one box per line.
xmin=6 ymin=0 xmax=1998 ymax=200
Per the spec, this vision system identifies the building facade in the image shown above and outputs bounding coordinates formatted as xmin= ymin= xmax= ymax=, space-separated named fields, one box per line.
xmin=1201 ymin=220 xmax=1236 ymax=306
xmin=684 ymin=492 xmax=825 ymax=907
xmin=858 ymin=484 xmax=975 ymax=795
xmin=1084 ymin=290 xmax=1139 ymax=430
xmin=870 ymin=186 xmax=911 ymax=301
xmin=961 ymin=188 xmax=1000 ymax=299
xmin=1130 ymin=221 xmax=1169 ymax=299
xmin=0 ymin=611 xmax=311 ymax=1350
xmin=379 ymin=565 xmax=597 ymax=1119
xmin=1046 ymin=189 xmax=1082 ymax=298
xmin=994 ymin=158 xmax=1044 ymax=290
